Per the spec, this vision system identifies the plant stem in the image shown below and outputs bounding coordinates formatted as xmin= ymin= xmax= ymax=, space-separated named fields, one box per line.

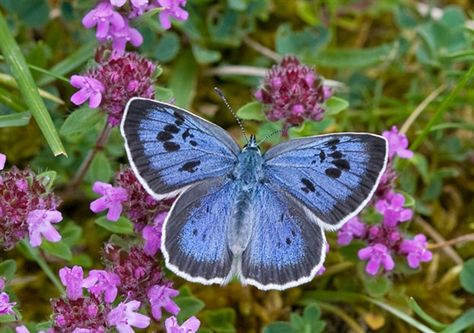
xmin=20 ymin=240 xmax=64 ymax=294
xmin=67 ymin=121 xmax=112 ymax=191
xmin=428 ymin=233 xmax=474 ymax=250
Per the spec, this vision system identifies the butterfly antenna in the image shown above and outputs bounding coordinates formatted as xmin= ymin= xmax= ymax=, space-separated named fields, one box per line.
xmin=214 ymin=87 xmax=249 ymax=143
xmin=256 ymin=128 xmax=284 ymax=146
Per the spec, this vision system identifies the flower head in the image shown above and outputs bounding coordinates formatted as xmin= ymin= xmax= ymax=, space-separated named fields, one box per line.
xmin=51 ymin=296 xmax=108 ymax=332
xmin=82 ymin=2 xmax=125 ymax=38
xmin=165 ymin=316 xmax=200 ymax=333
xmin=0 ymin=153 xmax=5 ymax=170
xmin=383 ymin=126 xmax=413 ymax=159
xmin=115 ymin=167 xmax=173 ymax=231
xmin=147 ymin=284 xmax=180 ymax=320
xmin=82 ymin=270 xmax=121 ymax=303
xmin=80 ymin=51 xmax=156 ymax=126
xmin=399 ymin=234 xmax=432 ymax=269
xmin=0 ymin=289 xmax=16 ymax=315
xmin=0 ymin=167 xmax=61 ymax=249
xmin=27 ymin=209 xmax=62 ymax=247
xmin=156 ymin=0 xmax=189 ymax=30
xmin=59 ymin=266 xmax=85 ymax=301
xmin=337 ymin=217 xmax=366 ymax=246
xmin=375 ymin=191 xmax=413 ymax=227
xmin=142 ymin=211 xmax=167 ymax=256
xmin=255 ymin=56 xmax=330 ymax=132
xmin=104 ymin=22 xmax=143 ymax=54
xmin=70 ymin=75 xmax=105 ymax=108
xmin=90 ymin=181 xmax=128 ymax=221
xmin=107 ymin=300 xmax=150 ymax=333
xmin=358 ymin=243 xmax=395 ymax=275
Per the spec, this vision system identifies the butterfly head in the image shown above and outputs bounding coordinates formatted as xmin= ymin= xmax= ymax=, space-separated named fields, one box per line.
xmin=243 ymin=135 xmax=260 ymax=152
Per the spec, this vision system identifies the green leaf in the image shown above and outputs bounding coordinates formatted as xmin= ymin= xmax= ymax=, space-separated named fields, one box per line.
xmin=38 ymin=41 xmax=96 ymax=86
xmin=400 ymin=191 xmax=416 ymax=208
xmin=440 ymin=309 xmax=474 ymax=333
xmin=155 ymin=86 xmax=174 ymax=102
xmin=0 ymin=12 xmax=66 ymax=156
xmin=236 ymin=102 xmax=265 ymax=121
xmin=61 ymin=224 xmax=82 ymax=246
xmin=0 ymin=112 xmax=31 ymax=127
xmin=307 ymin=43 xmax=396 ymax=69
xmin=276 ymin=24 xmax=331 ymax=59
xmin=2 ymin=0 xmax=49 ymax=28
xmin=363 ymin=275 xmax=392 ymax=298
xmin=324 ymin=96 xmax=349 ymax=116
xmin=95 ymin=216 xmax=134 ymax=235
xmin=86 ymin=152 xmax=113 ymax=183
xmin=169 ymin=49 xmax=198 ymax=109
xmin=202 ymin=308 xmax=236 ymax=333
xmin=263 ymin=322 xmax=294 ymax=333
xmin=0 ymin=314 xmax=17 ymax=323
xmin=191 ymin=44 xmax=221 ymax=64
xmin=0 ymin=260 xmax=17 ymax=281
xmin=460 ymin=258 xmax=474 ymax=294
xmin=36 ymin=170 xmax=57 ymax=192
xmin=41 ymin=239 xmax=72 ymax=261
xmin=154 ymin=31 xmax=181 ymax=63
xmin=408 ymin=297 xmax=447 ymax=330
xmin=0 ymin=86 xmax=27 ymax=112
xmin=175 ymin=296 xmax=205 ymax=323
xmin=288 ymin=118 xmax=334 ymax=138
xmin=60 ymin=107 xmax=103 ymax=136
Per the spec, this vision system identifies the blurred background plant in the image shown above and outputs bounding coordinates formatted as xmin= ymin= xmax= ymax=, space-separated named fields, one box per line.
xmin=0 ymin=0 xmax=474 ymax=332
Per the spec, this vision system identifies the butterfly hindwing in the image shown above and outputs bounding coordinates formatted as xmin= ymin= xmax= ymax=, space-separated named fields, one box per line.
xmin=162 ymin=177 xmax=238 ymax=284
xmin=264 ymin=133 xmax=388 ymax=230
xmin=121 ymin=98 xmax=240 ymax=199
xmin=240 ymin=182 xmax=326 ymax=290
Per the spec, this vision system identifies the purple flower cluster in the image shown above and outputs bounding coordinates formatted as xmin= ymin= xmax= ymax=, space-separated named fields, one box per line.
xmin=337 ymin=127 xmax=432 ymax=275
xmin=255 ymin=55 xmax=331 ymax=133
xmin=49 ymin=242 xmax=199 ymax=332
xmin=70 ymin=50 xmax=156 ymax=126
xmin=90 ymin=167 xmax=174 ymax=252
xmin=83 ymin=0 xmax=188 ymax=53
xmin=0 ymin=154 xmax=63 ymax=249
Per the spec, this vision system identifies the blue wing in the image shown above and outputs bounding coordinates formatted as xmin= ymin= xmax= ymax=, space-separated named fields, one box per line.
xmin=240 ymin=182 xmax=326 ymax=290
xmin=162 ymin=177 xmax=238 ymax=284
xmin=263 ymin=133 xmax=388 ymax=230
xmin=121 ymin=98 xmax=240 ymax=199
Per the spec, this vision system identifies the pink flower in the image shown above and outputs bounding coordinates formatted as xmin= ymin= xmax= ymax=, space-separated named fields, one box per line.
xmin=337 ymin=217 xmax=367 ymax=246
xmin=107 ymin=300 xmax=150 ymax=333
xmin=382 ymin=126 xmax=413 ymax=159
xmin=156 ymin=0 xmax=189 ymax=30
xmin=165 ymin=316 xmax=200 ymax=333
xmin=147 ymin=284 xmax=180 ymax=320
xmin=83 ymin=270 xmax=121 ymax=303
xmin=82 ymin=2 xmax=125 ymax=38
xmin=90 ymin=182 xmax=128 ymax=221
xmin=70 ymin=75 xmax=105 ymax=108
xmin=51 ymin=296 xmax=107 ymax=331
xmin=358 ymin=243 xmax=395 ymax=276
xmin=26 ymin=209 xmax=62 ymax=247
xmin=0 ymin=153 xmax=5 ymax=170
xmin=0 ymin=292 xmax=16 ymax=315
xmin=59 ymin=266 xmax=85 ymax=300
xmin=105 ymin=22 xmax=143 ymax=54
xmin=375 ymin=191 xmax=413 ymax=227
xmin=142 ymin=212 xmax=167 ymax=256
xmin=399 ymin=234 xmax=432 ymax=269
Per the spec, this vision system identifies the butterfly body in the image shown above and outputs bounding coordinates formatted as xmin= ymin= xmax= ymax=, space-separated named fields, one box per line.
xmin=121 ymin=97 xmax=388 ymax=290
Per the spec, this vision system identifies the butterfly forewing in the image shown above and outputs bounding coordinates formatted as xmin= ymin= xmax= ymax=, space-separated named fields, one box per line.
xmin=264 ymin=133 xmax=388 ymax=230
xmin=240 ymin=182 xmax=326 ymax=290
xmin=121 ymin=98 xmax=240 ymax=199
xmin=162 ymin=177 xmax=237 ymax=284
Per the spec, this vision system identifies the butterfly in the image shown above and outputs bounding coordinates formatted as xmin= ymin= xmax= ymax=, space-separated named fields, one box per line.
xmin=120 ymin=97 xmax=388 ymax=290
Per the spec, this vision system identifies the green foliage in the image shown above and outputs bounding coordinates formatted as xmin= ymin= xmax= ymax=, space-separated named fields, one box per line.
xmin=264 ymin=304 xmax=326 ymax=333
xmin=95 ymin=216 xmax=134 ymax=235
xmin=460 ymin=258 xmax=474 ymax=294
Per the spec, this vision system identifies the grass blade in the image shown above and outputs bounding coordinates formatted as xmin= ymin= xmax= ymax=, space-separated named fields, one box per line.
xmin=0 ymin=12 xmax=66 ymax=156
xmin=0 ymin=112 xmax=31 ymax=127
xmin=408 ymin=297 xmax=448 ymax=330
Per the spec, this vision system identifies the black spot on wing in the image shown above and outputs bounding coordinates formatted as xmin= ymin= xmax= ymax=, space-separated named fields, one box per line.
xmin=164 ymin=124 xmax=180 ymax=134
xmin=328 ymin=151 xmax=343 ymax=159
xmin=325 ymin=168 xmax=341 ymax=178
xmin=163 ymin=142 xmax=180 ymax=152
xmin=179 ymin=160 xmax=201 ymax=173
xmin=286 ymin=238 xmax=292 ymax=245
xmin=326 ymin=138 xmax=340 ymax=146
xmin=157 ymin=131 xmax=173 ymax=141
xmin=190 ymin=140 xmax=198 ymax=147
xmin=182 ymin=128 xmax=194 ymax=140
xmin=301 ymin=178 xmax=316 ymax=193
xmin=332 ymin=159 xmax=350 ymax=170
xmin=319 ymin=150 xmax=326 ymax=162
xmin=173 ymin=110 xmax=185 ymax=126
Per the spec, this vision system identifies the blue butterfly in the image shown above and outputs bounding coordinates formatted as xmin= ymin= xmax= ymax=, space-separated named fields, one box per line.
xmin=120 ymin=97 xmax=388 ymax=290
